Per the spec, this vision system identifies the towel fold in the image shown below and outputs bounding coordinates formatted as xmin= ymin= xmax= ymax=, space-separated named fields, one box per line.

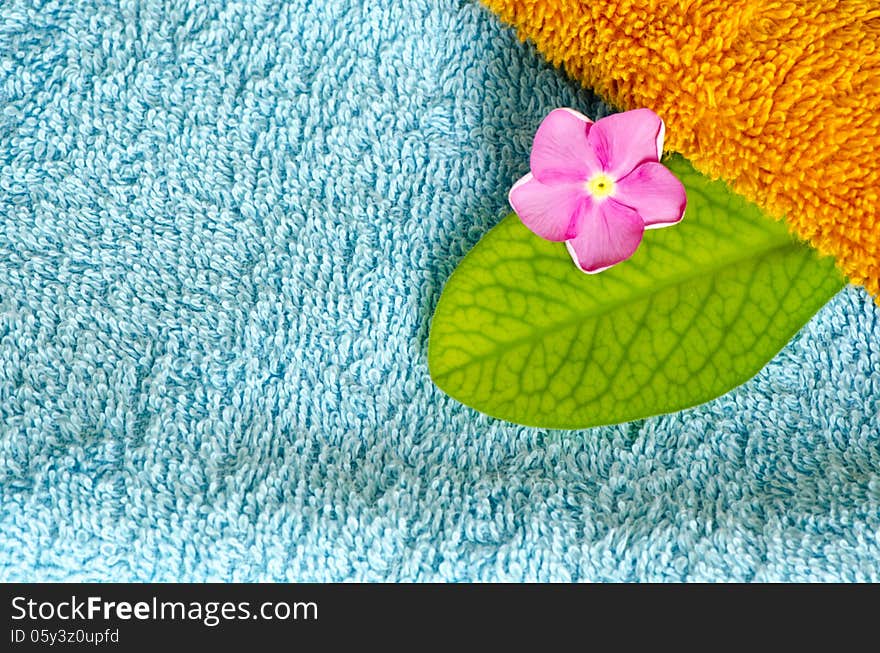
xmin=482 ymin=0 xmax=880 ymax=296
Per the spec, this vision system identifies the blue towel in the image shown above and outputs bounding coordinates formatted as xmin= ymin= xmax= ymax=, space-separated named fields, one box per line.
xmin=1 ymin=0 xmax=878 ymax=582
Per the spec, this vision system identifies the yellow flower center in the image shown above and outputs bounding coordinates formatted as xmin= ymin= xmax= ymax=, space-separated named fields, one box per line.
xmin=586 ymin=173 xmax=616 ymax=200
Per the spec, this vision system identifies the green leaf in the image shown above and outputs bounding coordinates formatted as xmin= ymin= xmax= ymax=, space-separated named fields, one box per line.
xmin=428 ymin=155 xmax=846 ymax=428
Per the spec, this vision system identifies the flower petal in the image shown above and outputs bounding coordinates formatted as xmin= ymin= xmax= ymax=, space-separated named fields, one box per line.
xmin=530 ymin=108 xmax=601 ymax=184
xmin=614 ymin=162 xmax=687 ymax=229
xmin=588 ymin=108 xmax=665 ymax=180
xmin=509 ymin=173 xmax=585 ymax=241
xmin=565 ymin=199 xmax=645 ymax=273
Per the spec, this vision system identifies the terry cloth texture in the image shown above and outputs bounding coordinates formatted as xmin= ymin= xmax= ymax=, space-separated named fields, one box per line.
xmin=1 ymin=0 xmax=880 ymax=582
xmin=482 ymin=0 xmax=880 ymax=297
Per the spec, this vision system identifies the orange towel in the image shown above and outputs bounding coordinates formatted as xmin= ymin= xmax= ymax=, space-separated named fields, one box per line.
xmin=482 ymin=0 xmax=880 ymax=296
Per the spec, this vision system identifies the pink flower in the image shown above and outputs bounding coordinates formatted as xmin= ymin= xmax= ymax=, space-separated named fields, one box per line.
xmin=509 ymin=108 xmax=686 ymax=273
